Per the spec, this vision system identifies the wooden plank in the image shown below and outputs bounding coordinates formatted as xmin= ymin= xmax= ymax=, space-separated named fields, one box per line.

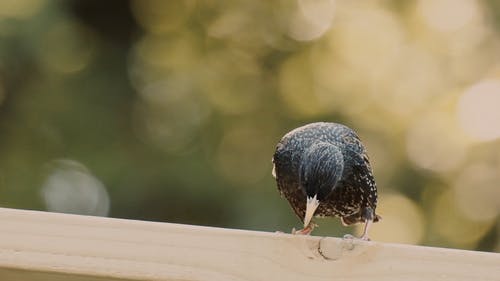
xmin=0 ymin=207 xmax=498 ymax=281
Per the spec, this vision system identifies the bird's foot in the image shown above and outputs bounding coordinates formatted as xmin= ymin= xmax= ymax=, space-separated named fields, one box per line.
xmin=292 ymin=223 xmax=317 ymax=235
xmin=359 ymin=234 xmax=371 ymax=241
xmin=292 ymin=227 xmax=312 ymax=235
xmin=342 ymin=234 xmax=355 ymax=240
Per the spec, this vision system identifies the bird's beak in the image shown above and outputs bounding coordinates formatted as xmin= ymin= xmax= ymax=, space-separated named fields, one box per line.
xmin=304 ymin=195 xmax=319 ymax=227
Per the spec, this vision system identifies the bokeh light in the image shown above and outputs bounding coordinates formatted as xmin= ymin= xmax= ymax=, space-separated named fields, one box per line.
xmin=368 ymin=193 xmax=425 ymax=245
xmin=279 ymin=51 xmax=327 ymax=117
xmin=128 ymin=33 xmax=201 ymax=91
xmin=431 ymin=189 xmax=494 ymax=248
xmin=199 ymin=50 xmax=264 ymax=115
xmin=453 ymin=163 xmax=500 ymax=222
xmin=406 ymin=111 xmax=467 ymax=172
xmin=328 ymin=2 xmax=404 ymax=80
xmin=41 ymin=159 xmax=110 ymax=216
xmin=131 ymin=73 xmax=210 ymax=154
xmin=38 ymin=20 xmax=96 ymax=74
xmin=130 ymin=0 xmax=195 ymax=34
xmin=215 ymin=125 xmax=273 ymax=185
xmin=457 ymin=79 xmax=500 ymax=141
xmin=287 ymin=0 xmax=336 ymax=41
xmin=0 ymin=0 xmax=498 ymax=253
xmin=417 ymin=0 xmax=480 ymax=33
xmin=0 ymin=0 xmax=45 ymax=19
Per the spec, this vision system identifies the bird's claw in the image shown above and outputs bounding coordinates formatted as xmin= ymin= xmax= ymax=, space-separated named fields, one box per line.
xmin=342 ymin=234 xmax=355 ymax=240
xmin=291 ymin=223 xmax=317 ymax=235
xmin=292 ymin=227 xmax=311 ymax=235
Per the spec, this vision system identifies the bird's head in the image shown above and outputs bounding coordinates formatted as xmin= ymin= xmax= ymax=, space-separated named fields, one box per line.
xmin=299 ymin=142 xmax=344 ymax=226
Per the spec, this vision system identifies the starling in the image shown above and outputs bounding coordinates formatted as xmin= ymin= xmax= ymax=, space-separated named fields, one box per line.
xmin=272 ymin=122 xmax=380 ymax=239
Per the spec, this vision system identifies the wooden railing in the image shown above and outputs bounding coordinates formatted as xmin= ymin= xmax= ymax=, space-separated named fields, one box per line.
xmin=0 ymin=207 xmax=498 ymax=281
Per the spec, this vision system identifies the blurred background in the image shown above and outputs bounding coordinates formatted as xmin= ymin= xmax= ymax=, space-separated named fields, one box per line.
xmin=0 ymin=0 xmax=499 ymax=252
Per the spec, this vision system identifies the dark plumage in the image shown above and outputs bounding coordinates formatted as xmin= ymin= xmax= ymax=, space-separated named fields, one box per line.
xmin=272 ymin=122 xmax=380 ymax=239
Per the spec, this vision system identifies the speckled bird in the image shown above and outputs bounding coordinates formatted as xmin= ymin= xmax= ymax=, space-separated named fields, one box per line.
xmin=272 ymin=122 xmax=380 ymax=239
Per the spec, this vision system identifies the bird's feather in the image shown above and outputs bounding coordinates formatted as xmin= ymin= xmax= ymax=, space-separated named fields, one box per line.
xmin=272 ymin=122 xmax=380 ymax=230
xmin=299 ymin=142 xmax=344 ymax=200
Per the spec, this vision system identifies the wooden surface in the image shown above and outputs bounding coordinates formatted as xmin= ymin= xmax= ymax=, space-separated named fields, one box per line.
xmin=0 ymin=207 xmax=498 ymax=281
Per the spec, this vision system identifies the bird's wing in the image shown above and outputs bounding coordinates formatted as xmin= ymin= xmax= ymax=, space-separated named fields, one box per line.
xmin=346 ymin=148 xmax=378 ymax=209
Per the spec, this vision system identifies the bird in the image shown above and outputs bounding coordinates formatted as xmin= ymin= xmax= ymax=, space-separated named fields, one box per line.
xmin=272 ymin=122 xmax=380 ymax=240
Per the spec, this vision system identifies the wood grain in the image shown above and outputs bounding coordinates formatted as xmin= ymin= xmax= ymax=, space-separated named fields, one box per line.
xmin=0 ymin=207 xmax=498 ymax=281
